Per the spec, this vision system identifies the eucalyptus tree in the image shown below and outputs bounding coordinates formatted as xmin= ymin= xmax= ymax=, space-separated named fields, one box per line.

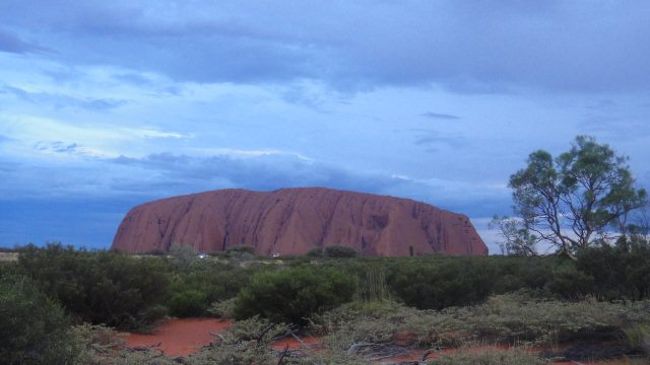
xmin=508 ymin=136 xmax=647 ymax=253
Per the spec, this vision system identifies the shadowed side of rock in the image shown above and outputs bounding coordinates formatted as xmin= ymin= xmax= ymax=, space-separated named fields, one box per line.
xmin=111 ymin=187 xmax=488 ymax=256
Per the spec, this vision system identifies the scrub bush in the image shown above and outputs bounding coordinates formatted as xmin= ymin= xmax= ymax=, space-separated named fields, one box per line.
xmin=234 ymin=265 xmax=356 ymax=325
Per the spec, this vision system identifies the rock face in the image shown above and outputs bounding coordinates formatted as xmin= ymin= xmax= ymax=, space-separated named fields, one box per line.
xmin=111 ymin=188 xmax=488 ymax=256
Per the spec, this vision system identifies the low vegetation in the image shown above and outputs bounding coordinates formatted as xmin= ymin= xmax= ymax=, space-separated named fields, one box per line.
xmin=16 ymin=244 xmax=170 ymax=330
xmin=0 ymin=272 xmax=81 ymax=365
xmin=234 ymin=265 xmax=357 ymax=325
xmin=314 ymin=293 xmax=650 ymax=349
xmin=2 ymin=236 xmax=650 ymax=364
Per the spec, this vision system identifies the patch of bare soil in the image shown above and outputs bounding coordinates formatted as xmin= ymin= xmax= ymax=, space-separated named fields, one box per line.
xmin=123 ymin=319 xmax=646 ymax=364
xmin=123 ymin=318 xmax=232 ymax=357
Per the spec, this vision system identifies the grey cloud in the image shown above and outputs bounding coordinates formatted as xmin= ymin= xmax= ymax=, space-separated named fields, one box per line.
xmin=107 ymin=152 xmax=503 ymax=217
xmin=422 ymin=112 xmax=460 ymax=120
xmin=34 ymin=141 xmax=80 ymax=154
xmin=0 ymin=29 xmax=44 ymax=54
xmin=412 ymin=129 xmax=466 ymax=153
xmin=579 ymin=116 xmax=650 ymax=140
xmin=2 ymin=1 xmax=649 ymax=93
xmin=1 ymin=85 xmax=126 ymax=111
xmin=110 ymin=152 xmax=406 ymax=194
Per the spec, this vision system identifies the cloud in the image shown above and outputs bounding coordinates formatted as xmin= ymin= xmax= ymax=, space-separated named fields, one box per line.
xmin=1 ymin=115 xmax=192 ymax=158
xmin=411 ymin=129 xmax=466 ymax=153
xmin=2 ymin=1 xmax=649 ymax=93
xmin=109 ymin=152 xmax=405 ymax=194
xmin=104 ymin=151 xmax=510 ymax=218
xmin=0 ymin=84 xmax=126 ymax=111
xmin=0 ymin=29 xmax=45 ymax=54
xmin=421 ymin=112 xmax=460 ymax=120
xmin=34 ymin=141 xmax=79 ymax=153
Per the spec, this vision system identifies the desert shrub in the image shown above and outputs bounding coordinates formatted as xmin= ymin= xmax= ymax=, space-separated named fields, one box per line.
xmin=208 ymin=297 xmax=238 ymax=319
xmin=169 ymin=244 xmax=199 ymax=270
xmin=190 ymin=316 xmax=287 ymax=365
xmin=313 ymin=300 xmax=421 ymax=351
xmin=313 ymin=293 xmax=650 ymax=349
xmin=306 ymin=245 xmax=359 ymax=259
xmin=489 ymin=256 xmax=555 ymax=294
xmin=167 ymin=261 xmax=255 ymax=317
xmin=234 ymin=265 xmax=357 ymax=325
xmin=226 ymin=245 xmax=256 ymax=259
xmin=576 ymin=241 xmax=650 ymax=300
xmin=323 ymin=245 xmax=359 ymax=258
xmin=434 ymin=294 xmax=646 ymax=344
xmin=168 ymin=289 xmax=208 ymax=317
xmin=386 ymin=258 xmax=496 ymax=309
xmin=0 ymin=273 xmax=81 ymax=365
xmin=191 ymin=316 xmax=368 ymax=365
xmin=71 ymin=324 xmax=178 ymax=365
xmin=355 ymin=265 xmax=391 ymax=302
xmin=429 ymin=348 xmax=547 ymax=365
xmin=17 ymin=243 xmax=170 ymax=330
xmin=624 ymin=324 xmax=650 ymax=356
xmin=545 ymin=262 xmax=595 ymax=300
xmin=306 ymin=247 xmax=323 ymax=257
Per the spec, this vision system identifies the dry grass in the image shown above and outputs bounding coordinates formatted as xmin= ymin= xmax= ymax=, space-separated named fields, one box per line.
xmin=0 ymin=252 xmax=19 ymax=262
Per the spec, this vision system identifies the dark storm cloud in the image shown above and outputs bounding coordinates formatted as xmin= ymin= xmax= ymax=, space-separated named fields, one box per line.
xmin=1 ymin=1 xmax=649 ymax=92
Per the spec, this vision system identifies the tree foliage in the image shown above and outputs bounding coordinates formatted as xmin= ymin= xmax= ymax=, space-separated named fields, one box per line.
xmin=509 ymin=136 xmax=647 ymax=252
xmin=490 ymin=216 xmax=539 ymax=256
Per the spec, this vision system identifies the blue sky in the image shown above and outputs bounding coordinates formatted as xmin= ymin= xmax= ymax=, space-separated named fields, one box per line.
xmin=1 ymin=1 xmax=649 ymax=253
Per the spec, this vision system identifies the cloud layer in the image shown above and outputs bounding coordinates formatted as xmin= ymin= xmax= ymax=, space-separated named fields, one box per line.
xmin=0 ymin=1 xmax=649 ymax=251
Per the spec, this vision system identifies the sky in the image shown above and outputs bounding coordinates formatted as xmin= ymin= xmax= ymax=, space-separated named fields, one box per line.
xmin=1 ymin=1 xmax=649 ymax=253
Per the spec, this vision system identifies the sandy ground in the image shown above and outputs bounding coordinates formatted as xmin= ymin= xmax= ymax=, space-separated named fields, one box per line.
xmin=123 ymin=318 xmax=644 ymax=364
xmin=123 ymin=318 xmax=232 ymax=357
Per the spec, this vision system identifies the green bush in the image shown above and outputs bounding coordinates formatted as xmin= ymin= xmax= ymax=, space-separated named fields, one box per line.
xmin=323 ymin=245 xmax=359 ymax=258
xmin=225 ymin=245 xmax=256 ymax=259
xmin=17 ymin=243 xmax=170 ymax=330
xmin=545 ymin=261 xmax=594 ymax=299
xmin=387 ymin=258 xmax=496 ymax=309
xmin=168 ymin=289 xmax=208 ymax=317
xmin=167 ymin=261 xmax=255 ymax=317
xmin=0 ymin=272 xmax=80 ymax=365
xmin=306 ymin=247 xmax=324 ymax=257
xmin=575 ymin=241 xmax=650 ymax=300
xmin=307 ymin=245 xmax=359 ymax=258
xmin=234 ymin=265 xmax=356 ymax=325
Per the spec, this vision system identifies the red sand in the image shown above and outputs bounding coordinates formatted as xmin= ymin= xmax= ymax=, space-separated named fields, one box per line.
xmin=124 ymin=319 xmax=638 ymax=364
xmin=123 ymin=318 xmax=318 ymax=357
xmin=123 ymin=318 xmax=232 ymax=357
